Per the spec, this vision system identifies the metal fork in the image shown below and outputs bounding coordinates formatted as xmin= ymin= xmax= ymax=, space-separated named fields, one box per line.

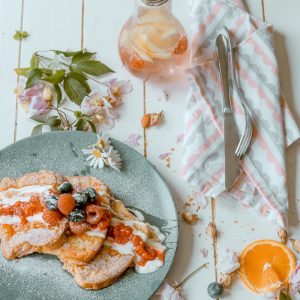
xmin=223 ymin=26 xmax=253 ymax=158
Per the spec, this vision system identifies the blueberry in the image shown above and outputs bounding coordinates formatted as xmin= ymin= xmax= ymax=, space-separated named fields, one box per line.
xmin=45 ymin=195 xmax=58 ymax=211
xmin=69 ymin=209 xmax=85 ymax=222
xmin=59 ymin=182 xmax=73 ymax=194
xmin=207 ymin=282 xmax=223 ymax=299
xmin=73 ymin=192 xmax=88 ymax=207
xmin=83 ymin=187 xmax=97 ymax=202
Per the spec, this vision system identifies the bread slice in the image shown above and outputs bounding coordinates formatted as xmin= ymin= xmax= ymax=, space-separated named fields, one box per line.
xmin=0 ymin=170 xmax=68 ymax=259
xmin=64 ymin=246 xmax=134 ymax=290
xmin=45 ymin=175 xmax=113 ymax=265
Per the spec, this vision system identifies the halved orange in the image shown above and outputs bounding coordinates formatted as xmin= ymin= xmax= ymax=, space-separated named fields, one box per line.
xmin=239 ymin=240 xmax=296 ymax=293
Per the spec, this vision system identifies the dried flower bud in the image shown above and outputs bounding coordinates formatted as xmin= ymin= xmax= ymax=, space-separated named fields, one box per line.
xmin=181 ymin=212 xmax=199 ymax=225
xmin=141 ymin=114 xmax=151 ymax=128
xmin=42 ymin=84 xmax=53 ymax=102
xmin=206 ymin=222 xmax=217 ymax=239
xmin=290 ymin=239 xmax=300 ymax=253
xmin=278 ymin=228 xmax=287 ymax=244
xmin=150 ymin=111 xmax=163 ymax=127
xmin=219 ymin=273 xmax=232 ymax=288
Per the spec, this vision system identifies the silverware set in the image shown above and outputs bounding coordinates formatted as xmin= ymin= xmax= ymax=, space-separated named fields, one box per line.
xmin=216 ymin=26 xmax=253 ymax=189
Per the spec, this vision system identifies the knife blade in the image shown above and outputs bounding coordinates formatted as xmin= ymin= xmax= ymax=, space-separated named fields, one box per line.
xmin=216 ymin=34 xmax=240 ymax=190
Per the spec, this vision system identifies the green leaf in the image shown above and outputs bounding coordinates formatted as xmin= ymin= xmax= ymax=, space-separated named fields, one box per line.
xmin=25 ymin=68 xmax=42 ymax=89
xmin=54 ymin=50 xmax=82 ymax=57
xmin=30 ymin=115 xmax=47 ymax=123
xmin=31 ymin=124 xmax=44 ymax=136
xmin=72 ymin=52 xmax=96 ymax=64
xmin=30 ymin=54 xmax=39 ymax=68
xmin=280 ymin=292 xmax=292 ymax=300
xmin=63 ymin=77 xmax=88 ymax=105
xmin=13 ymin=30 xmax=29 ymax=40
xmin=54 ymin=84 xmax=62 ymax=105
xmin=40 ymin=68 xmax=53 ymax=76
xmin=67 ymin=71 xmax=90 ymax=93
xmin=15 ymin=67 xmax=32 ymax=77
xmin=42 ymin=69 xmax=65 ymax=84
xmin=74 ymin=111 xmax=82 ymax=118
xmin=46 ymin=116 xmax=61 ymax=127
xmin=75 ymin=118 xmax=88 ymax=131
xmin=87 ymin=120 xmax=97 ymax=133
xmin=76 ymin=60 xmax=114 ymax=76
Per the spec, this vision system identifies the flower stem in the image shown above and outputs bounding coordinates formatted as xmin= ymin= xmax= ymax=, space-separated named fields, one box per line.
xmin=175 ymin=263 xmax=209 ymax=289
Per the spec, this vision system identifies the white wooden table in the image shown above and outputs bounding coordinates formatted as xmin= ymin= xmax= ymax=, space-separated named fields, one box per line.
xmin=0 ymin=1 xmax=299 ymax=299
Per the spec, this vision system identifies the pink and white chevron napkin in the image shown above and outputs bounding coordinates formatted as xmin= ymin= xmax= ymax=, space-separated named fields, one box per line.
xmin=181 ymin=0 xmax=300 ymax=228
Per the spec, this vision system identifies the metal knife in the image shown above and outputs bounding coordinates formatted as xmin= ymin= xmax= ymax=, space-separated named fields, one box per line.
xmin=216 ymin=33 xmax=240 ymax=190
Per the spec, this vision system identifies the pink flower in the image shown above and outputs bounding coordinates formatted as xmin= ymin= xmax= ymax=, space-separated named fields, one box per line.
xmin=17 ymin=83 xmax=50 ymax=117
xmin=104 ymin=78 xmax=133 ymax=107
xmin=28 ymin=95 xmax=50 ymax=117
xmin=81 ymin=90 xmax=115 ymax=130
xmin=17 ymin=83 xmax=44 ymax=103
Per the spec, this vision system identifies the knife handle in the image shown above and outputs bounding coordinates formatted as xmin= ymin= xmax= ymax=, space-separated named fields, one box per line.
xmin=216 ymin=34 xmax=231 ymax=112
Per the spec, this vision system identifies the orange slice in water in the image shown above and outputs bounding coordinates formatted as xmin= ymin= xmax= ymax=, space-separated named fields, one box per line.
xmin=239 ymin=240 xmax=296 ymax=293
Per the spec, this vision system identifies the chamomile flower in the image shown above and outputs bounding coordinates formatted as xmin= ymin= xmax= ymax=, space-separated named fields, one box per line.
xmin=82 ymin=148 xmax=109 ymax=169
xmin=106 ymin=147 xmax=122 ymax=170
xmin=82 ymin=133 xmax=122 ymax=170
xmin=95 ymin=132 xmax=111 ymax=151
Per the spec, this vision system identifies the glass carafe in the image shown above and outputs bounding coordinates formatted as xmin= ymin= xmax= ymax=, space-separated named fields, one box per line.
xmin=119 ymin=0 xmax=188 ymax=80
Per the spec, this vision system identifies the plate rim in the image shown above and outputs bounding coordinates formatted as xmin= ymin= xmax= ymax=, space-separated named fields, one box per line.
xmin=0 ymin=131 xmax=179 ymax=299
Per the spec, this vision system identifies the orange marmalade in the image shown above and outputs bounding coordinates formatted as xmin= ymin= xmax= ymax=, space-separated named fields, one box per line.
xmin=108 ymin=223 xmax=165 ymax=266
xmin=0 ymin=195 xmax=44 ymax=224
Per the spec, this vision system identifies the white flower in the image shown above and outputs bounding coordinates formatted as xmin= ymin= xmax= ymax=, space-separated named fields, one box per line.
xmin=95 ymin=132 xmax=111 ymax=151
xmin=82 ymin=133 xmax=122 ymax=170
xmin=106 ymin=147 xmax=122 ymax=170
xmin=82 ymin=148 xmax=109 ymax=169
xmin=152 ymin=281 xmax=183 ymax=300
xmin=218 ymin=249 xmax=240 ymax=274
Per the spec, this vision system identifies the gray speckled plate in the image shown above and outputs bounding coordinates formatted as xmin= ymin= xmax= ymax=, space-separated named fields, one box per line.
xmin=0 ymin=131 xmax=178 ymax=300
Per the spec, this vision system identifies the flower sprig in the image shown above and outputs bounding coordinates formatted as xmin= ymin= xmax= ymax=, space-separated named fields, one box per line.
xmin=15 ymin=50 xmax=133 ymax=135
xmin=82 ymin=133 xmax=122 ymax=170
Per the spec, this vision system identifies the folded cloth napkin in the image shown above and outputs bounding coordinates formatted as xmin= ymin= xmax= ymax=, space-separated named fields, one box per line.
xmin=181 ymin=0 xmax=300 ymax=228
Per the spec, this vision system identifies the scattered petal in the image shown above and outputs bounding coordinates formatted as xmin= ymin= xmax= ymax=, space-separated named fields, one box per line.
xmin=199 ymin=248 xmax=208 ymax=258
xmin=124 ymin=134 xmax=141 ymax=148
xmin=181 ymin=212 xmax=199 ymax=225
xmin=218 ymin=249 xmax=240 ymax=274
xmin=157 ymin=89 xmax=169 ymax=102
xmin=159 ymin=152 xmax=171 ymax=160
xmin=192 ymin=191 xmax=209 ymax=209
xmin=176 ymin=133 xmax=184 ymax=144
xmin=153 ymin=281 xmax=183 ymax=300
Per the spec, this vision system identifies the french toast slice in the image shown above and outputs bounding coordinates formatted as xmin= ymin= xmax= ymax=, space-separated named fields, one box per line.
xmin=64 ymin=246 xmax=134 ymax=290
xmin=0 ymin=171 xmax=68 ymax=259
xmin=45 ymin=175 xmax=113 ymax=265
